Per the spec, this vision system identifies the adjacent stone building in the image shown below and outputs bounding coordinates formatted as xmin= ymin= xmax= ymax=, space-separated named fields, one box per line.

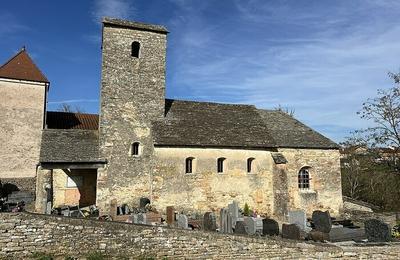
xmin=0 ymin=17 xmax=343 ymax=219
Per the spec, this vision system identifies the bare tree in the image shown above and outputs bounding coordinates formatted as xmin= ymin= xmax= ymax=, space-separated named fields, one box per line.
xmin=357 ymin=72 xmax=400 ymax=150
xmin=57 ymin=103 xmax=85 ymax=113
xmin=274 ymin=104 xmax=295 ymax=117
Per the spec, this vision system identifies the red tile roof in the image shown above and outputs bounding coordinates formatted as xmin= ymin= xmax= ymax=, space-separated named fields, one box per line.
xmin=0 ymin=48 xmax=49 ymax=83
xmin=46 ymin=111 xmax=99 ymax=130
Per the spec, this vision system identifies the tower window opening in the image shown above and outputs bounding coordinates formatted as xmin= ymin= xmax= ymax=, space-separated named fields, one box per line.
xmin=131 ymin=41 xmax=140 ymax=58
xmin=131 ymin=142 xmax=140 ymax=156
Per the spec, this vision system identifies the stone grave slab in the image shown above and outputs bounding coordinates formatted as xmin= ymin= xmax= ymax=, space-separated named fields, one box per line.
xmin=234 ymin=221 xmax=248 ymax=235
xmin=166 ymin=206 xmax=175 ymax=226
xmin=262 ymin=218 xmax=279 ymax=236
xmin=364 ymin=219 xmax=391 ymax=242
xmin=312 ymin=210 xmax=332 ymax=233
xmin=289 ymin=210 xmax=306 ymax=230
xmin=177 ymin=214 xmax=189 ymax=229
xmin=244 ymin=217 xmax=263 ymax=235
xmin=228 ymin=201 xmax=239 ymax=227
xmin=282 ymin=224 xmax=302 ymax=240
xmin=220 ymin=208 xmax=233 ymax=233
xmin=203 ymin=212 xmax=217 ymax=231
xmin=329 ymin=227 xmax=366 ymax=242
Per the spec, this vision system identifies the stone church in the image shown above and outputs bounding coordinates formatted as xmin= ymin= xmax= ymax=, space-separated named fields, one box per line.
xmin=0 ymin=18 xmax=343 ymax=218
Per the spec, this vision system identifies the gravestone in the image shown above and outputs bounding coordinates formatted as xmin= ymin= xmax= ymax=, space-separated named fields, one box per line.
xmin=244 ymin=217 xmax=263 ymax=235
xmin=166 ymin=206 xmax=175 ymax=226
xmin=262 ymin=218 xmax=279 ymax=236
xmin=145 ymin=212 xmax=161 ymax=225
xmin=177 ymin=214 xmax=189 ymax=229
xmin=228 ymin=201 xmax=239 ymax=227
xmin=203 ymin=212 xmax=217 ymax=231
xmin=282 ymin=224 xmax=302 ymax=240
xmin=234 ymin=221 xmax=248 ymax=235
xmin=329 ymin=227 xmax=366 ymax=242
xmin=140 ymin=197 xmax=150 ymax=208
xmin=220 ymin=208 xmax=233 ymax=233
xmin=133 ymin=213 xmax=146 ymax=225
xmin=289 ymin=210 xmax=306 ymax=230
xmin=364 ymin=219 xmax=391 ymax=242
xmin=312 ymin=210 xmax=332 ymax=233
xmin=110 ymin=199 xmax=118 ymax=220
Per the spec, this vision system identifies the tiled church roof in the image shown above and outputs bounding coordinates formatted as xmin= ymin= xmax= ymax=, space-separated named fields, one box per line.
xmin=258 ymin=110 xmax=338 ymax=149
xmin=46 ymin=111 xmax=99 ymax=130
xmin=39 ymin=99 xmax=338 ymax=163
xmin=39 ymin=129 xmax=100 ymax=163
xmin=152 ymin=99 xmax=277 ymax=149
xmin=0 ymin=48 xmax=49 ymax=83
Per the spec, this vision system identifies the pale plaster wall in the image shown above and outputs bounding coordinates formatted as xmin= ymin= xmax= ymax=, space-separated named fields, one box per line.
xmin=0 ymin=79 xmax=46 ymax=179
xmin=53 ymin=169 xmax=97 ymax=208
xmin=154 ymin=147 xmax=275 ymax=214
xmin=279 ymin=148 xmax=343 ymax=216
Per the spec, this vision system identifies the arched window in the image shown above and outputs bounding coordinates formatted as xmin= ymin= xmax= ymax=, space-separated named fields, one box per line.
xmin=298 ymin=167 xmax=310 ymax=189
xmin=247 ymin=158 xmax=255 ymax=173
xmin=217 ymin=158 xmax=225 ymax=173
xmin=185 ymin=157 xmax=194 ymax=174
xmin=131 ymin=41 xmax=140 ymax=58
xmin=131 ymin=142 xmax=140 ymax=156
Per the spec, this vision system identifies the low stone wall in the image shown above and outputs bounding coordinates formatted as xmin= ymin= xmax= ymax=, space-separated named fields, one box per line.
xmin=1 ymin=212 xmax=400 ymax=259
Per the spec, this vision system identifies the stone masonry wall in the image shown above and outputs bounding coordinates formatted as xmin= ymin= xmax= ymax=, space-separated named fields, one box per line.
xmin=153 ymin=147 xmax=275 ymax=215
xmin=1 ymin=212 xmax=400 ymax=259
xmin=0 ymin=79 xmax=45 ymax=179
xmin=279 ymin=148 xmax=343 ymax=216
xmin=97 ymin=23 xmax=167 ymax=213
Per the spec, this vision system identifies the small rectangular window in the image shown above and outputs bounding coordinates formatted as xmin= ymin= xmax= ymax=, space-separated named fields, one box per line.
xmin=217 ymin=158 xmax=225 ymax=173
xmin=185 ymin=158 xmax=193 ymax=174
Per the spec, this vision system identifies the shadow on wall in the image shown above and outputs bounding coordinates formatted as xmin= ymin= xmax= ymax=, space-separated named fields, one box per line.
xmin=0 ymin=181 xmax=19 ymax=197
xmin=62 ymin=169 xmax=97 ymax=207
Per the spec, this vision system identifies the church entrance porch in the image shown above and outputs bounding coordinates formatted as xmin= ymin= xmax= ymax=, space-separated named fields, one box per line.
xmin=35 ymin=162 xmax=105 ymax=214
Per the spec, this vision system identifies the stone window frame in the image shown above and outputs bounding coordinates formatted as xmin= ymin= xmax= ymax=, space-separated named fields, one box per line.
xmin=129 ymin=142 xmax=142 ymax=157
xmin=217 ymin=157 xmax=226 ymax=174
xmin=247 ymin=157 xmax=255 ymax=174
xmin=298 ymin=167 xmax=311 ymax=190
xmin=131 ymin=41 xmax=141 ymax=58
xmin=185 ymin=157 xmax=195 ymax=174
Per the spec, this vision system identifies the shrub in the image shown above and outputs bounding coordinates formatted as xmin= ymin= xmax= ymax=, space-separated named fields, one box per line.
xmin=243 ymin=203 xmax=250 ymax=216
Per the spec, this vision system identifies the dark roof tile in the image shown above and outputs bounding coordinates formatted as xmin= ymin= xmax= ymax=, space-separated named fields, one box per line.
xmin=46 ymin=111 xmax=98 ymax=130
xmin=258 ymin=110 xmax=339 ymax=149
xmin=40 ymin=129 xmax=101 ymax=163
xmin=152 ymin=99 xmax=277 ymax=149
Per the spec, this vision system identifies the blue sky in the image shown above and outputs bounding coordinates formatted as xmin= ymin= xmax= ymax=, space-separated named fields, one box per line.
xmin=1 ymin=0 xmax=400 ymax=142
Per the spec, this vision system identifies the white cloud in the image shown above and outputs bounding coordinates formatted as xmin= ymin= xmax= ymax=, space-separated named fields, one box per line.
xmin=167 ymin=0 xmax=400 ymax=142
xmin=91 ymin=0 xmax=135 ymax=23
xmin=48 ymin=99 xmax=99 ymax=105
xmin=0 ymin=12 xmax=29 ymax=38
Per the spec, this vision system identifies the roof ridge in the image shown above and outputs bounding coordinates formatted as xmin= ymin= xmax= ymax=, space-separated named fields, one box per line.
xmin=166 ymin=98 xmax=256 ymax=108
xmin=0 ymin=48 xmax=49 ymax=83
xmin=0 ymin=49 xmax=25 ymax=70
xmin=47 ymin=111 xmax=99 ymax=116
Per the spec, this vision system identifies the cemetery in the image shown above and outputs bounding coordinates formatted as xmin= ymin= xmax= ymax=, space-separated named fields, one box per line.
xmin=1 ymin=198 xmax=400 ymax=258
xmin=48 ymin=197 xmax=399 ymax=244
